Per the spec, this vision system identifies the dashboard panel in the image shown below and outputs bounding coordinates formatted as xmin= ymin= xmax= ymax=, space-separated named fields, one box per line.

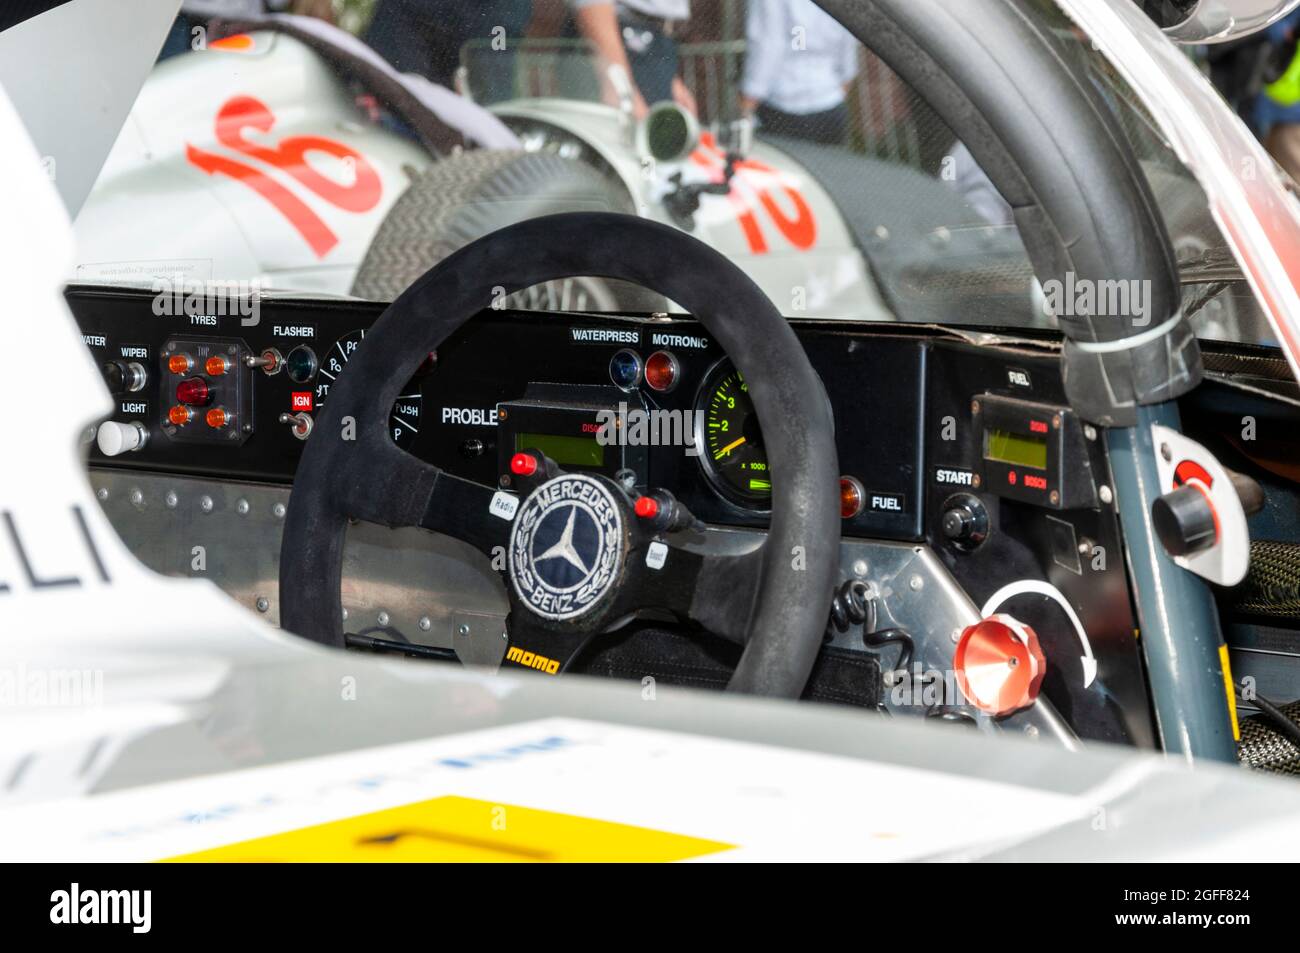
xmin=69 ymin=286 xmax=1154 ymax=747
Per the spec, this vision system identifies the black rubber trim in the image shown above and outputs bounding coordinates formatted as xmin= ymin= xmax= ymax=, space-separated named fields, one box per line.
xmin=281 ymin=212 xmax=840 ymax=698
xmin=0 ymin=0 xmax=73 ymax=33
xmin=816 ymin=0 xmax=1199 ymax=426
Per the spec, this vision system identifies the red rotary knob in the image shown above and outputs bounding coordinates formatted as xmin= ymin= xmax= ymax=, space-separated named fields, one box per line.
xmin=953 ymin=614 xmax=1047 ymax=716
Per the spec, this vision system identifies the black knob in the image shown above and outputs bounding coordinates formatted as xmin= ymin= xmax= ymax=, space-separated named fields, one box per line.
xmin=101 ymin=360 xmax=146 ymax=396
xmin=101 ymin=361 xmax=126 ymax=395
xmin=1152 ymin=485 xmax=1218 ymax=557
xmin=942 ymin=506 xmax=974 ymax=539
xmin=940 ymin=493 xmax=989 ymax=551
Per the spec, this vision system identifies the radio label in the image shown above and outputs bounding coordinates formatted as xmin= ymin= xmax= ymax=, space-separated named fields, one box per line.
xmin=489 ymin=491 xmax=519 ymax=521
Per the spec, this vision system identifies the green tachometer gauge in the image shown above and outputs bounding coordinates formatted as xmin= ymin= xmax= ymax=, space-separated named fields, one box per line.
xmin=696 ymin=361 xmax=771 ymax=507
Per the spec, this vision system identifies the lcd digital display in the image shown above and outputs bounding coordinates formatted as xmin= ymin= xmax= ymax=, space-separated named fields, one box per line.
xmin=985 ymin=429 xmax=1048 ymax=470
xmin=516 ymin=432 xmax=606 ymax=468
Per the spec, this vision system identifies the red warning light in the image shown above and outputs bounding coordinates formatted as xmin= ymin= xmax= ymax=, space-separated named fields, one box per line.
xmin=644 ymin=351 xmax=680 ymax=393
xmin=175 ymin=377 xmax=211 ymax=407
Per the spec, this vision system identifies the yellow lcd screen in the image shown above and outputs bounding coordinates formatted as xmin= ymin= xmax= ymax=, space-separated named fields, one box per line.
xmin=516 ymin=432 xmax=606 ymax=469
xmin=985 ymin=429 xmax=1048 ymax=470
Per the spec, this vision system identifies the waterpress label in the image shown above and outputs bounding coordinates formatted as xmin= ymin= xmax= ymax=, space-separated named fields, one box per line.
xmin=570 ymin=327 xmax=640 ymax=346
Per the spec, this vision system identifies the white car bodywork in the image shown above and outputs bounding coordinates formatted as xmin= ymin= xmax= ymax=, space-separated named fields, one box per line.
xmin=71 ymin=24 xmax=892 ymax=320
xmin=73 ymin=30 xmax=429 ymax=296
xmin=496 ymin=98 xmax=891 ymax=321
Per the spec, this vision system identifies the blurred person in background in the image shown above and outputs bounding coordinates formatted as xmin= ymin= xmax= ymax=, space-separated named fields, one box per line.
xmin=740 ymin=0 xmax=859 ymax=145
xmin=569 ymin=1 xmax=696 ymax=117
xmin=364 ymin=0 xmax=534 ymax=90
xmin=365 ymin=1 xmax=694 ymax=117
xmin=1257 ymin=10 xmax=1300 ymax=182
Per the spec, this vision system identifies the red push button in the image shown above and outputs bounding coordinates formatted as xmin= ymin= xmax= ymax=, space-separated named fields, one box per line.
xmin=510 ymin=453 xmax=538 ymax=476
xmin=635 ymin=496 xmax=660 ymax=519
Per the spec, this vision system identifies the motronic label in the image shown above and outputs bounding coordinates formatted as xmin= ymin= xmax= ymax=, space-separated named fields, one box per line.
xmin=570 ymin=327 xmax=640 ymax=345
xmin=649 ymin=332 xmax=709 ymax=349
xmin=934 ymin=467 xmax=976 ymax=487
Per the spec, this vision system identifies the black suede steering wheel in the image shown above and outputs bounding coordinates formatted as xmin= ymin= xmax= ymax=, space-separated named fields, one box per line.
xmin=279 ymin=212 xmax=840 ymax=697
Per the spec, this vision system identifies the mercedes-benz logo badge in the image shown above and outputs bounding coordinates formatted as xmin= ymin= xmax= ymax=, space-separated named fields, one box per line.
xmin=509 ymin=474 xmax=624 ymax=621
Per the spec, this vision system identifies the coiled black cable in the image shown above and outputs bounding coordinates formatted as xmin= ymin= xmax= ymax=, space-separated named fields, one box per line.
xmin=826 ymin=579 xmax=876 ymax=637
xmin=864 ymin=628 xmax=914 ymax=675
xmin=825 ymin=579 xmax=915 ymax=675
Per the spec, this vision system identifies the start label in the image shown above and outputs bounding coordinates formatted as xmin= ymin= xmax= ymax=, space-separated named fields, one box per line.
xmin=933 ymin=467 xmax=976 ymax=488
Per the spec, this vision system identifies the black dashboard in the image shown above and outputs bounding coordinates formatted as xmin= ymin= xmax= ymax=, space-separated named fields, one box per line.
xmin=70 ymin=286 xmax=1156 ymax=747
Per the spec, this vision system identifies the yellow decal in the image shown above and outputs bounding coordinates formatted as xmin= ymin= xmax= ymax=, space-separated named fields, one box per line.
xmin=505 ymin=645 xmax=561 ymax=675
xmin=1220 ymin=644 xmax=1241 ymax=742
xmin=166 ymin=796 xmax=732 ymax=863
